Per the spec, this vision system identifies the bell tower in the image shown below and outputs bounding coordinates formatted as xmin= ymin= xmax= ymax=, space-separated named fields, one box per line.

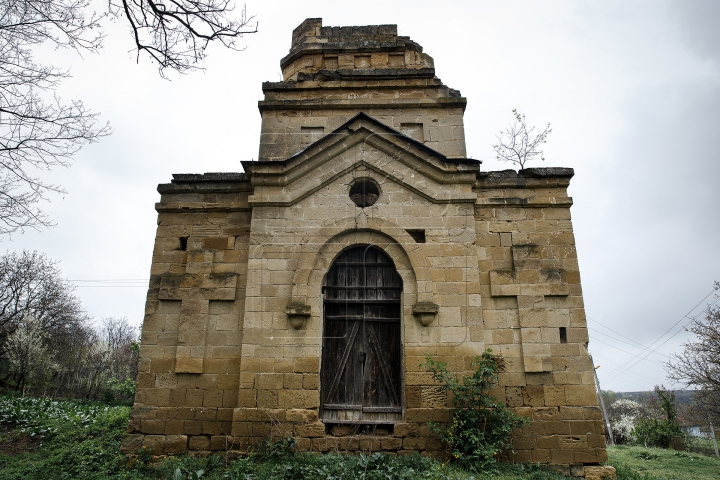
xmin=258 ymin=18 xmax=468 ymax=161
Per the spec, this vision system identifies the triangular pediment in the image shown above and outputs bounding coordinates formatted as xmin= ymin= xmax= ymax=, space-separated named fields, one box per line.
xmin=243 ymin=113 xmax=480 ymax=206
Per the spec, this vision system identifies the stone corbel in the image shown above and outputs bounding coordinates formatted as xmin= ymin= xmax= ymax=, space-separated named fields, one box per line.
xmin=412 ymin=302 xmax=439 ymax=327
xmin=286 ymin=302 xmax=311 ymax=330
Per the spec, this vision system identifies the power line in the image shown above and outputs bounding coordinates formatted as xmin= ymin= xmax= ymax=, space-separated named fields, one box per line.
xmin=69 ymin=278 xmax=148 ymax=288
xmin=74 ymin=286 xmax=147 ymax=288
xmin=599 ymin=288 xmax=716 ymax=375
xmin=588 ymin=288 xmax=716 ymax=383
xmin=589 ymin=327 xmax=670 ymax=359
xmin=602 ymin=294 xmax=720 ymax=384
xmin=592 ymin=352 xmax=664 ymax=389
xmin=597 ymin=369 xmax=657 ymax=390
xmin=590 ymin=337 xmax=665 ymax=366
xmin=588 ymin=315 xmax=654 ymax=349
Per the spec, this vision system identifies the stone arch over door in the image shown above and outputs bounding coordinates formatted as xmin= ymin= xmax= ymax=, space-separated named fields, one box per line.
xmin=290 ymin=217 xmax=432 ymax=304
xmin=300 ymin=230 xmax=420 ymax=336
xmin=320 ymin=245 xmax=403 ymax=424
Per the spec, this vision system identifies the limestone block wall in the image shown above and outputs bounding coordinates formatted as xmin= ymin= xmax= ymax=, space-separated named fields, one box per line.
xmin=125 ymin=174 xmax=253 ymax=454
xmin=122 ymin=17 xmax=609 ymax=474
xmin=122 ymin=166 xmax=609 ymax=475
xmin=258 ymin=101 xmax=467 ymax=162
xmin=474 ymin=168 xmax=607 ymax=466
xmin=232 ymin=130 xmax=484 ymax=454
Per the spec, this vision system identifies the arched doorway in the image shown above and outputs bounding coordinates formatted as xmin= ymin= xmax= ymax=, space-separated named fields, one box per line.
xmin=320 ymin=246 xmax=403 ymax=424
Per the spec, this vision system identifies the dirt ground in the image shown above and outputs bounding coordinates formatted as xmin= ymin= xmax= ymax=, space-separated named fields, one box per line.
xmin=0 ymin=424 xmax=41 ymax=457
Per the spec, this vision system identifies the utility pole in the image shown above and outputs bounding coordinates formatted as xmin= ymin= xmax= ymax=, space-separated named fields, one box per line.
xmin=709 ymin=417 xmax=719 ymax=459
xmin=590 ymin=355 xmax=614 ymax=446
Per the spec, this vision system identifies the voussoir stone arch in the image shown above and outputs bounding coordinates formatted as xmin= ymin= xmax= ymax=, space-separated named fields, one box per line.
xmin=291 ymin=216 xmax=432 ymax=305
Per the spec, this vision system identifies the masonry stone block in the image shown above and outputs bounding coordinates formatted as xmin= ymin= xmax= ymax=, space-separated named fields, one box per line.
xmin=120 ymin=434 xmax=144 ymax=454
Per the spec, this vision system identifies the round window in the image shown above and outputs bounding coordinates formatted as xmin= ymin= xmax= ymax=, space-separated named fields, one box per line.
xmin=349 ymin=179 xmax=380 ymax=208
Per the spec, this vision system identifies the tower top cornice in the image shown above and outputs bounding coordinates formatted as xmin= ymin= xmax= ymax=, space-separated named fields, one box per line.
xmin=280 ymin=18 xmax=434 ymax=82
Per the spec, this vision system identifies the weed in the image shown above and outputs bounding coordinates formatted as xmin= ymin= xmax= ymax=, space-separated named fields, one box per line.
xmin=422 ymin=349 xmax=528 ymax=472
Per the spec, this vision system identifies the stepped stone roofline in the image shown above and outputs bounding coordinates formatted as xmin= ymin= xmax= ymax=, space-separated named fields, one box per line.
xmin=170 ymin=173 xmax=249 ymax=182
xmin=290 ymin=18 xmax=402 ymax=49
xmin=280 ymin=18 xmax=435 ymax=82
xmin=157 ymin=172 xmax=250 ymax=195
xmin=478 ymin=167 xmax=575 ymax=180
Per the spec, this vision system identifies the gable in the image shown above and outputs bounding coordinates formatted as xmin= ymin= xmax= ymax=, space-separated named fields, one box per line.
xmin=243 ymin=113 xmax=480 ymax=207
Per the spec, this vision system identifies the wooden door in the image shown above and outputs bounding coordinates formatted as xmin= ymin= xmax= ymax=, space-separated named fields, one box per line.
xmin=321 ymin=246 xmax=403 ymax=424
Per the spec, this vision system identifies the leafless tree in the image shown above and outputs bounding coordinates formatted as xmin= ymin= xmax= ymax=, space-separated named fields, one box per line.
xmin=48 ymin=319 xmax=138 ymax=400
xmin=0 ymin=250 xmax=86 ymax=361
xmin=0 ymin=250 xmax=141 ymax=398
xmin=99 ymin=316 xmax=136 ymax=350
xmin=666 ymin=282 xmax=720 ymax=424
xmin=98 ymin=316 xmax=139 ymax=381
xmin=492 ymin=109 xmax=552 ymax=170
xmin=109 ymin=0 xmax=257 ymax=76
xmin=0 ymin=0 xmax=256 ymax=234
xmin=0 ymin=0 xmax=111 ymax=233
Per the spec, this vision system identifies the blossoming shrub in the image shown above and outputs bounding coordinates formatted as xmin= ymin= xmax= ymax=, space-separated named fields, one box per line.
xmin=423 ymin=350 xmax=528 ymax=471
xmin=608 ymin=398 xmax=644 ymax=444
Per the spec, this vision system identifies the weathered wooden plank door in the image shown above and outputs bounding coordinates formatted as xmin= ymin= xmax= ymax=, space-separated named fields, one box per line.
xmin=321 ymin=246 xmax=403 ymax=424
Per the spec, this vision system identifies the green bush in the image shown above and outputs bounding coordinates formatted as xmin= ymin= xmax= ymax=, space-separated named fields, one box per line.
xmin=103 ymin=378 xmax=136 ymax=405
xmin=422 ymin=349 xmax=528 ymax=471
xmin=631 ymin=386 xmax=685 ymax=448
xmin=632 ymin=417 xmax=684 ymax=449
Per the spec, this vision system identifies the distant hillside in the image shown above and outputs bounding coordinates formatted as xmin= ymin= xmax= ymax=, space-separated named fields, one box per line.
xmin=616 ymin=389 xmax=697 ymax=405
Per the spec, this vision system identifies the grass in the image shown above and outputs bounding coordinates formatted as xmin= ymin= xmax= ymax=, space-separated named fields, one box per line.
xmin=0 ymin=396 xmax=131 ymax=479
xmin=2 ymin=394 xmax=719 ymax=479
xmin=607 ymin=444 xmax=720 ymax=480
xmin=686 ymin=436 xmax=720 ymax=458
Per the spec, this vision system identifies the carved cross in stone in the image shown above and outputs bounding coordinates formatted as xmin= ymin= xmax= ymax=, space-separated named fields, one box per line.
xmin=157 ymin=247 xmax=237 ymax=373
xmin=489 ymin=244 xmax=569 ymax=372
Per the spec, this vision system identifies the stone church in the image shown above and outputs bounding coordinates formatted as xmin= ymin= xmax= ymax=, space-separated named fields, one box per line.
xmin=123 ymin=18 xmax=611 ymax=476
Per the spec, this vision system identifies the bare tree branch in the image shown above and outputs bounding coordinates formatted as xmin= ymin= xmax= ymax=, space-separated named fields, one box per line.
xmin=0 ymin=0 xmax=111 ymax=234
xmin=666 ymin=282 xmax=720 ymax=424
xmin=492 ymin=109 xmax=552 ymax=170
xmin=109 ymin=0 xmax=257 ymax=77
xmin=0 ymin=0 xmax=255 ymax=233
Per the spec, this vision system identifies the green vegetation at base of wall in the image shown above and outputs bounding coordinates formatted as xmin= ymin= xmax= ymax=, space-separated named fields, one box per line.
xmin=3 ymin=395 xmax=720 ymax=479
xmin=0 ymin=395 xmax=563 ymax=479
xmin=608 ymin=445 xmax=720 ymax=480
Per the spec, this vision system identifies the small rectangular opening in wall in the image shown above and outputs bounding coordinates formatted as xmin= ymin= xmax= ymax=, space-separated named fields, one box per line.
xmin=559 ymin=327 xmax=568 ymax=344
xmin=399 ymin=123 xmax=424 ymax=142
xmin=301 ymin=126 xmax=324 ymax=144
xmin=325 ymin=423 xmax=394 ymax=436
xmin=406 ymin=229 xmax=426 ymax=243
xmin=179 ymin=237 xmax=188 ymax=251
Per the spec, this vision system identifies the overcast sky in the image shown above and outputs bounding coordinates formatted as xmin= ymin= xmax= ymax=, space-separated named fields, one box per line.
xmin=8 ymin=0 xmax=719 ymax=393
